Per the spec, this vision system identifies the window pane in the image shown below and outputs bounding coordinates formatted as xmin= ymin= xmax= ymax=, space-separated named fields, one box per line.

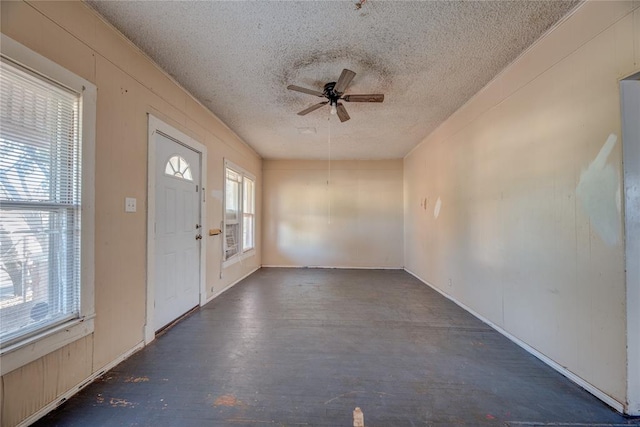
xmin=0 ymin=61 xmax=80 ymax=205
xmin=225 ymin=223 xmax=239 ymax=259
xmin=224 ymin=165 xmax=255 ymax=260
xmin=242 ymin=178 xmax=255 ymax=251
xmin=0 ymin=208 xmax=79 ymax=344
xmin=243 ymin=178 xmax=254 ymax=214
xmin=243 ymin=214 xmax=254 ymax=250
xmin=225 ymin=176 xmax=240 ymax=222
xmin=164 ymin=155 xmax=193 ymax=181
xmin=224 ymin=167 xmax=241 ymax=260
xmin=0 ymin=59 xmax=81 ymax=346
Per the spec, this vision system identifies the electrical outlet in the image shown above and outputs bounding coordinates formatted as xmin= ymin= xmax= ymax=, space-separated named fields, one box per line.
xmin=125 ymin=197 xmax=137 ymax=213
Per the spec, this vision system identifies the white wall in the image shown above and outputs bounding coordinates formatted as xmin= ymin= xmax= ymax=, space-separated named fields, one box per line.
xmin=404 ymin=1 xmax=640 ymax=411
xmin=263 ymin=159 xmax=403 ymax=268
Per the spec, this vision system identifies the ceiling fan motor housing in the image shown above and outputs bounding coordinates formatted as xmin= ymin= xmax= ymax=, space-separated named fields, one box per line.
xmin=323 ymin=82 xmax=340 ymax=106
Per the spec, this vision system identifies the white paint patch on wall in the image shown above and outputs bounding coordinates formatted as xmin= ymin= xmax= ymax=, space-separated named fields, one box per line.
xmin=576 ymin=133 xmax=621 ymax=246
xmin=434 ymin=197 xmax=442 ymax=219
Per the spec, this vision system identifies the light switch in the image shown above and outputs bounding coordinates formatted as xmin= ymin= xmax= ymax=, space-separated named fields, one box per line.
xmin=125 ymin=197 xmax=137 ymax=213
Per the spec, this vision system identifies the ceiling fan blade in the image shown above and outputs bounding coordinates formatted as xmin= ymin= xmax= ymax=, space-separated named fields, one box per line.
xmin=342 ymin=94 xmax=384 ymax=102
xmin=334 ymin=69 xmax=356 ymax=94
xmin=297 ymin=102 xmax=328 ymax=116
xmin=336 ymin=103 xmax=350 ymax=122
xmin=287 ymin=85 xmax=324 ymax=97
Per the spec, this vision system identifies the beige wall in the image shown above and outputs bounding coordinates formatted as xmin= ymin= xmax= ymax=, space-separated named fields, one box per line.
xmin=404 ymin=1 xmax=640 ymax=409
xmin=0 ymin=2 xmax=261 ymax=425
xmin=263 ymin=160 xmax=403 ymax=268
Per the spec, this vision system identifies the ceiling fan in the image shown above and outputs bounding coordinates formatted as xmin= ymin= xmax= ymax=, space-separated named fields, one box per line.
xmin=287 ymin=69 xmax=384 ymax=123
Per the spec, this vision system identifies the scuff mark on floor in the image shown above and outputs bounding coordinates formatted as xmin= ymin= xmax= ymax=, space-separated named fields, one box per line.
xmin=124 ymin=376 xmax=150 ymax=383
xmin=96 ymin=373 xmax=117 ymax=383
xmin=324 ymin=390 xmax=395 ymax=405
xmin=214 ymin=394 xmax=243 ymax=407
xmin=226 ymin=420 xmax=309 ymax=426
xmin=109 ymin=397 xmax=136 ymax=408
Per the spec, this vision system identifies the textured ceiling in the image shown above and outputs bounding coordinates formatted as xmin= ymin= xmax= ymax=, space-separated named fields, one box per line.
xmin=87 ymin=1 xmax=580 ymax=160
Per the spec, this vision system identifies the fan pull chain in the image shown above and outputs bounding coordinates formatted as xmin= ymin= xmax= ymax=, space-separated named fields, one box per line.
xmin=327 ymin=114 xmax=332 ymax=225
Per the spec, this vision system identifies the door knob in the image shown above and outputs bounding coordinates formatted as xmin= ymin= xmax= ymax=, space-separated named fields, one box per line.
xmin=195 ymin=234 xmax=202 ymax=240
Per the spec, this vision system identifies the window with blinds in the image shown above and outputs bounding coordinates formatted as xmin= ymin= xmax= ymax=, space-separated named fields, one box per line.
xmin=223 ymin=161 xmax=256 ymax=265
xmin=0 ymin=57 xmax=82 ymax=347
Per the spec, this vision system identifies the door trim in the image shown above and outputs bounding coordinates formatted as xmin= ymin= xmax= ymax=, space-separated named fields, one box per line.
xmin=146 ymin=114 xmax=207 ymax=344
xmin=621 ymin=72 xmax=640 ymax=416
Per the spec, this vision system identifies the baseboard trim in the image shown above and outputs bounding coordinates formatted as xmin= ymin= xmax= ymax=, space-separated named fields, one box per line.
xmin=261 ymin=265 xmax=403 ymax=270
xmin=404 ymin=268 xmax=625 ymax=414
xmin=204 ymin=266 xmax=260 ymax=305
xmin=17 ymin=341 xmax=145 ymax=427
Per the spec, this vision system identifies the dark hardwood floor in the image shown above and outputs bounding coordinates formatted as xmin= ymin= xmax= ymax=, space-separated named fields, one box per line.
xmin=34 ymin=268 xmax=639 ymax=426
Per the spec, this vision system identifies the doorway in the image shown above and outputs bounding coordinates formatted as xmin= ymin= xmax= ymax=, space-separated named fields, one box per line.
xmin=621 ymin=72 xmax=640 ymax=416
xmin=146 ymin=115 xmax=207 ymax=343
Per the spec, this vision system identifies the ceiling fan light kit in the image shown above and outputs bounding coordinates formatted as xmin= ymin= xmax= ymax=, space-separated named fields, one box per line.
xmin=287 ymin=68 xmax=384 ymax=123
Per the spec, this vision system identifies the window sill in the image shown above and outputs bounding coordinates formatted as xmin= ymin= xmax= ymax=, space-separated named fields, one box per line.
xmin=222 ymin=248 xmax=256 ymax=269
xmin=0 ymin=315 xmax=95 ymax=375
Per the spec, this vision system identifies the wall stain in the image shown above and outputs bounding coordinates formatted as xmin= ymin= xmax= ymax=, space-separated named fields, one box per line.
xmin=277 ymin=48 xmax=394 ymax=106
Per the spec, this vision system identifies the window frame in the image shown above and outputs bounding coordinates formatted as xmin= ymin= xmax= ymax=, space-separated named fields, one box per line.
xmin=223 ymin=159 xmax=255 ymax=268
xmin=0 ymin=35 xmax=96 ymax=375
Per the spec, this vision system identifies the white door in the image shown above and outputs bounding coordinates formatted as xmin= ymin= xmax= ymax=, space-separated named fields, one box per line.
xmin=154 ymin=133 xmax=201 ymax=331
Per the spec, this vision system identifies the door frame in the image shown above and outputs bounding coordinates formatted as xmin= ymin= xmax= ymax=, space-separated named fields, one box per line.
xmin=621 ymin=72 xmax=640 ymax=416
xmin=145 ymin=114 xmax=207 ymax=344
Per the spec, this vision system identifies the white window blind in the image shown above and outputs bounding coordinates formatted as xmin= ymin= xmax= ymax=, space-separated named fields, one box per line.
xmin=0 ymin=58 xmax=82 ymax=347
